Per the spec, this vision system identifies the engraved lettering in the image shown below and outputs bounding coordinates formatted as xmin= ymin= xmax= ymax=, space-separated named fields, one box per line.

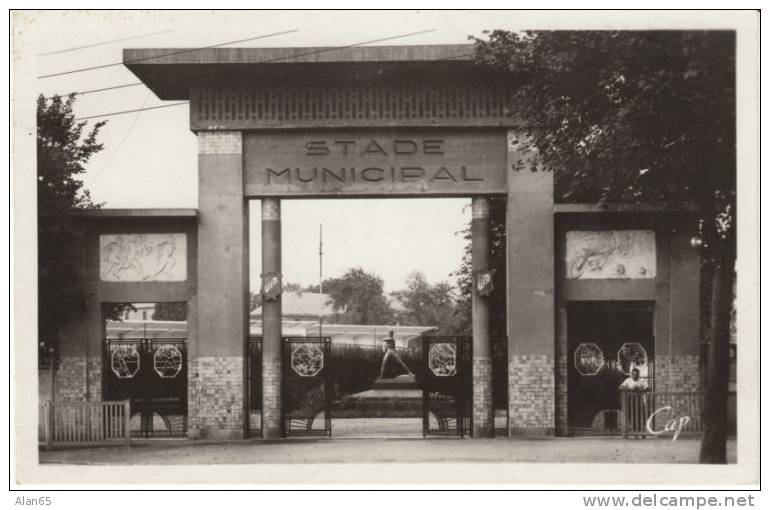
xmin=361 ymin=167 xmax=385 ymax=182
xmin=334 ymin=140 xmax=356 ymax=156
xmin=401 ymin=166 xmax=425 ymax=182
xmin=393 ymin=140 xmax=418 ymax=155
xmin=306 ymin=141 xmax=330 ymax=156
xmin=296 ymin=167 xmax=318 ymax=183
xmin=362 ymin=140 xmax=388 ymax=156
xmin=322 ymin=167 xmax=346 ymax=182
xmin=266 ymin=168 xmax=291 ymax=184
xmin=462 ymin=166 xmax=484 ymax=182
xmin=423 ymin=139 xmax=445 ymax=154
xmin=432 ymin=166 xmax=457 ymax=182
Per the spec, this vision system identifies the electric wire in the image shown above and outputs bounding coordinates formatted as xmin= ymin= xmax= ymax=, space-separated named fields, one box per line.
xmin=70 ymin=49 xmax=477 ymax=121
xmin=45 ymin=29 xmax=442 ymax=99
xmin=74 ymin=101 xmax=189 ymax=121
xmin=86 ymin=91 xmax=152 ymax=185
xmin=37 ymin=30 xmax=173 ymax=57
xmin=37 ymin=29 xmax=300 ymax=79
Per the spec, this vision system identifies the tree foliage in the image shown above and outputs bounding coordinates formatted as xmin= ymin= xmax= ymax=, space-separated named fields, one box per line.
xmin=473 ymin=30 xmax=735 ymax=219
xmin=152 ymin=302 xmax=188 ymax=321
xmin=452 ymin=196 xmax=508 ymax=337
xmin=391 ymin=271 xmax=459 ymax=334
xmin=37 ymin=94 xmax=106 ymax=345
xmin=322 ymin=267 xmax=395 ymax=325
xmin=472 ymin=30 xmax=737 ymax=463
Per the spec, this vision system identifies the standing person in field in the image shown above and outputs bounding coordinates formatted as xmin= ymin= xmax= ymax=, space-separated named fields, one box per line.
xmin=378 ymin=331 xmax=413 ymax=379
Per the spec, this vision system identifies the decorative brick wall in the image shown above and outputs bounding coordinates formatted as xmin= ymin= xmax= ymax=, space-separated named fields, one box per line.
xmin=198 ymin=131 xmax=242 ymax=155
xmin=509 ymin=354 xmax=555 ymax=435
xmin=654 ymin=354 xmax=701 ymax=393
xmin=188 ymin=356 xmax=243 ymax=439
xmin=472 ymin=357 xmax=494 ymax=436
xmin=50 ymin=356 xmax=102 ymax=402
xmin=262 ymin=356 xmax=282 ymax=438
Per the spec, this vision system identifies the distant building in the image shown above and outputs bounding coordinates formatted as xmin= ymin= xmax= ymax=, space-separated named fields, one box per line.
xmin=251 ymin=291 xmax=434 ymax=348
xmin=254 ymin=291 xmax=335 ymax=321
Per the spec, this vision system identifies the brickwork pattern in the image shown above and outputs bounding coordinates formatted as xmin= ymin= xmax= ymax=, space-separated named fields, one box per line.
xmin=198 ymin=131 xmax=242 ymax=155
xmin=188 ymin=356 xmax=243 ymax=438
xmin=472 ymin=357 xmax=494 ymax=435
xmin=51 ymin=356 xmax=102 ymax=402
xmin=262 ymin=356 xmax=282 ymax=437
xmin=509 ymin=354 xmax=555 ymax=435
xmin=654 ymin=354 xmax=701 ymax=393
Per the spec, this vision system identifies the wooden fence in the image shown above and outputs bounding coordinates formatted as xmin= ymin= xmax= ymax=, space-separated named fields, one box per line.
xmin=39 ymin=400 xmax=131 ymax=450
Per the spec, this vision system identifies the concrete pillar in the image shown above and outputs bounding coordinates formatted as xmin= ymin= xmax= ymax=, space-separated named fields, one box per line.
xmin=506 ymin=131 xmax=555 ymax=436
xmin=194 ymin=131 xmax=248 ymax=440
xmin=472 ymin=197 xmax=494 ymax=438
xmin=261 ymin=198 xmax=283 ymax=438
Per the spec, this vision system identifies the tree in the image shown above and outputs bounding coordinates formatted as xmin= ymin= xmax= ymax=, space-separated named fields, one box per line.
xmin=250 ymin=282 xmax=319 ymax=312
xmin=452 ymin=196 xmax=508 ymax=337
xmin=392 ymin=272 xmax=459 ymax=333
xmin=472 ymin=31 xmax=736 ymax=462
xmin=322 ymin=267 xmax=395 ymax=325
xmin=37 ymin=94 xmax=106 ymax=351
xmin=152 ymin=302 xmax=188 ymax=321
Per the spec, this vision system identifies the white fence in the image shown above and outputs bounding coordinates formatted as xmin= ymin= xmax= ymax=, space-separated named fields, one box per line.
xmin=39 ymin=400 xmax=131 ymax=449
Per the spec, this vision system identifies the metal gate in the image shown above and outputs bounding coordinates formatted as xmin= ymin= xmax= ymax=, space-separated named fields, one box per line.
xmin=103 ymin=338 xmax=187 ymax=437
xmin=422 ymin=336 xmax=472 ymax=437
xmin=567 ymin=301 xmax=655 ymax=436
xmin=282 ymin=337 xmax=332 ymax=437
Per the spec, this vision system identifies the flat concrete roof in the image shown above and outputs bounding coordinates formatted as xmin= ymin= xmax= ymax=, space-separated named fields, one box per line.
xmin=124 ymin=44 xmax=479 ymax=99
xmin=71 ymin=208 xmax=199 ymax=218
xmin=124 ymin=44 xmax=474 ymax=65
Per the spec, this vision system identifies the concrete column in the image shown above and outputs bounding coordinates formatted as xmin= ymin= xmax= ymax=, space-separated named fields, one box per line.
xmin=506 ymin=131 xmax=555 ymax=436
xmin=261 ymin=198 xmax=283 ymax=438
xmin=472 ymin=197 xmax=494 ymax=438
xmin=195 ymin=131 xmax=248 ymax=440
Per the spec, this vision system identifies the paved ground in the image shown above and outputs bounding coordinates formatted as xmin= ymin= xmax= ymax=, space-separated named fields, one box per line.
xmin=39 ymin=436 xmax=736 ymax=465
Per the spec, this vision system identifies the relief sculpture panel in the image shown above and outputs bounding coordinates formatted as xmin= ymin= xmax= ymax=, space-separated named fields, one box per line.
xmin=100 ymin=233 xmax=187 ymax=282
xmin=565 ymin=230 xmax=656 ymax=280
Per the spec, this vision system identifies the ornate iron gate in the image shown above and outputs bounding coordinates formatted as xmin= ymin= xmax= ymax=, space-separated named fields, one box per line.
xmin=567 ymin=301 xmax=655 ymax=436
xmin=247 ymin=336 xmax=262 ymax=437
xmin=103 ymin=338 xmax=188 ymax=437
xmin=422 ymin=336 xmax=472 ymax=437
xmin=282 ymin=337 xmax=332 ymax=437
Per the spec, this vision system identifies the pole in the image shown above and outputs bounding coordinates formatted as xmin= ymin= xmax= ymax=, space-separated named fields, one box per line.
xmin=261 ymin=198 xmax=282 ymax=438
xmin=319 ymin=223 xmax=323 ymax=338
xmin=471 ymin=197 xmax=494 ymax=438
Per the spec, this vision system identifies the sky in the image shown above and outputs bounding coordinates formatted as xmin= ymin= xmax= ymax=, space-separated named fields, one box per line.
xmin=27 ymin=10 xmax=526 ymax=292
xmin=24 ymin=10 xmax=740 ymax=292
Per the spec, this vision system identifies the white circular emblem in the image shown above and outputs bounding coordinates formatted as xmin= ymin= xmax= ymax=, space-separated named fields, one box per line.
xmin=428 ymin=343 xmax=457 ymax=377
xmin=153 ymin=344 xmax=183 ymax=378
xmin=291 ymin=344 xmax=324 ymax=377
xmin=574 ymin=342 xmax=604 ymax=376
xmin=617 ymin=343 xmax=648 ymax=375
xmin=111 ymin=344 xmax=140 ymax=379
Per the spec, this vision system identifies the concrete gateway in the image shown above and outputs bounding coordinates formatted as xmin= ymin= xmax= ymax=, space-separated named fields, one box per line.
xmin=43 ymin=44 xmax=705 ymax=441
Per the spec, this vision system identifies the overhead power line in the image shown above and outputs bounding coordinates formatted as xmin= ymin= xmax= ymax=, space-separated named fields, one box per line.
xmin=45 ymin=28 xmax=439 ymax=99
xmin=71 ymin=49 xmax=477 ymax=122
xmin=86 ymin=91 xmax=152 ymax=185
xmin=37 ymin=29 xmax=173 ymax=57
xmin=37 ymin=29 xmax=300 ymax=79
xmin=74 ymin=101 xmax=188 ymax=121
